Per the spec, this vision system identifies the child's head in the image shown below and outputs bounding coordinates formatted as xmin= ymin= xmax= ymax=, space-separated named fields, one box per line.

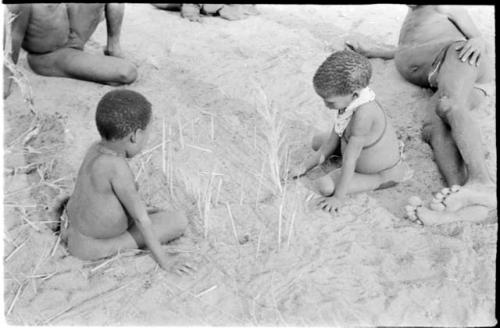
xmin=96 ymin=89 xmax=152 ymax=157
xmin=313 ymin=50 xmax=372 ymax=110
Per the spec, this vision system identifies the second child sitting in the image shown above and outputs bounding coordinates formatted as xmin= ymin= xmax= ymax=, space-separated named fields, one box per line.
xmin=290 ymin=50 xmax=412 ymax=213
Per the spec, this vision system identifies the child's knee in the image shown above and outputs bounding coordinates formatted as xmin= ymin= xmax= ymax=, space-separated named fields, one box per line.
xmin=118 ymin=63 xmax=137 ymax=84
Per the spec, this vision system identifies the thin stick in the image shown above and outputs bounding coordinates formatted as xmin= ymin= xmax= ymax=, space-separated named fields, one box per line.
xmin=215 ymin=177 xmax=223 ymax=206
xmin=50 ymin=234 xmax=62 ymax=257
xmin=177 ymin=116 xmax=184 ymax=149
xmin=255 ymin=160 xmax=265 ymax=207
xmin=22 ymin=216 xmax=41 ymax=232
xmin=211 ymin=116 xmax=215 ymax=141
xmin=239 ymin=175 xmax=244 ymax=205
xmin=162 ymin=118 xmax=166 ymax=174
xmin=90 ymin=253 xmax=120 ymax=273
xmin=200 ymin=171 xmax=224 ymax=176
xmin=286 ymin=208 xmax=297 ymax=250
xmin=277 ymin=182 xmax=288 ymax=251
xmin=225 ymin=203 xmax=239 ymax=244
xmin=7 ymin=282 xmax=26 ymax=316
xmin=5 ymin=241 xmax=26 ymax=262
xmin=168 ymin=125 xmax=174 ymax=195
xmin=254 ymin=124 xmax=257 ymax=149
xmin=191 ymin=120 xmax=195 ymax=143
xmin=203 ymin=170 xmax=216 ymax=239
xmin=186 ymin=144 xmax=213 ymax=153
xmin=195 ymin=285 xmax=218 ymax=298
xmin=255 ymin=226 xmax=264 ymax=259
xmin=139 ymin=142 xmax=162 ymax=157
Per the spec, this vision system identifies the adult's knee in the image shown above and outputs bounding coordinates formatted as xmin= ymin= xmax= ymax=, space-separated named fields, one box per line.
xmin=435 ymin=95 xmax=461 ymax=121
xmin=117 ymin=63 xmax=137 ymax=84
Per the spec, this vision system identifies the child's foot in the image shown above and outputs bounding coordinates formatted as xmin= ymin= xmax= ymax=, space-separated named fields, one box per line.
xmin=430 ymin=184 xmax=497 ymax=212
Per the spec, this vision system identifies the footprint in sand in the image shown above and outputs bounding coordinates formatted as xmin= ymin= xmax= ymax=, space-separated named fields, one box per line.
xmin=429 ymin=185 xmax=497 ymax=212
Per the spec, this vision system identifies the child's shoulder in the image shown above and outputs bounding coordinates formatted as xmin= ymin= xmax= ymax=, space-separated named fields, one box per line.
xmin=353 ymin=101 xmax=379 ymax=122
xmin=84 ymin=143 xmax=129 ymax=176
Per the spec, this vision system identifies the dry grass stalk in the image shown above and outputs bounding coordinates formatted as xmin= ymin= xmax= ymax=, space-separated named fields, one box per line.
xmin=177 ymin=115 xmax=185 ymax=149
xmin=186 ymin=144 xmax=213 ymax=153
xmin=202 ymin=168 xmax=217 ymax=239
xmin=254 ymin=160 xmax=265 ymax=207
xmin=255 ymin=226 xmax=264 ymax=259
xmin=135 ymin=153 xmax=153 ymax=182
xmin=168 ymin=126 xmax=174 ymax=195
xmin=7 ymin=282 xmax=27 ymax=316
xmin=5 ymin=240 xmax=27 ymax=262
xmin=277 ymin=186 xmax=287 ymax=251
xmin=22 ymin=214 xmax=41 ymax=232
xmin=139 ymin=142 xmax=162 ymax=157
xmin=50 ymin=233 xmax=62 ymax=257
xmin=251 ymin=81 xmax=287 ymax=195
xmin=215 ymin=177 xmax=223 ymax=206
xmin=90 ymin=252 xmax=121 ymax=273
xmin=225 ymin=202 xmax=239 ymax=244
xmin=254 ymin=124 xmax=257 ymax=149
xmin=286 ymin=207 xmax=297 ymax=250
xmin=162 ymin=118 xmax=166 ymax=174
xmin=195 ymin=285 xmax=218 ymax=298
xmin=239 ymin=175 xmax=245 ymax=205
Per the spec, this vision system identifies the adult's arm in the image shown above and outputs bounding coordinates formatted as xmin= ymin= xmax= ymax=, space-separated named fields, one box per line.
xmin=4 ymin=4 xmax=30 ymax=98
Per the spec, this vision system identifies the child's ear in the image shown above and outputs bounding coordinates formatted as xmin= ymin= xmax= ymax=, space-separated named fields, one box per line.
xmin=130 ymin=131 xmax=137 ymax=143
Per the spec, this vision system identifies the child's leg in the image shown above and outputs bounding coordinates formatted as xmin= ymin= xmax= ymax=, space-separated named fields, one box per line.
xmin=66 ymin=210 xmax=188 ymax=261
xmin=311 ymin=162 xmax=407 ymax=196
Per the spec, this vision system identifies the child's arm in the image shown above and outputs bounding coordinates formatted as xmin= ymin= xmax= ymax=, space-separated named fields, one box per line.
xmin=291 ymin=126 xmax=340 ymax=178
xmin=110 ymin=159 xmax=170 ymax=269
xmin=437 ymin=6 xmax=485 ymax=65
xmin=333 ymin=113 xmax=372 ymax=199
xmin=345 ymin=40 xmax=396 ymax=60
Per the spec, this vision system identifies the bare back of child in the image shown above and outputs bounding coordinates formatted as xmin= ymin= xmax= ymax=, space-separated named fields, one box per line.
xmin=60 ymin=90 xmax=192 ymax=274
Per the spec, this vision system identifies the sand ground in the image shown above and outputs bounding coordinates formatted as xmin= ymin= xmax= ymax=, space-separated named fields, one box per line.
xmin=2 ymin=4 xmax=497 ymax=326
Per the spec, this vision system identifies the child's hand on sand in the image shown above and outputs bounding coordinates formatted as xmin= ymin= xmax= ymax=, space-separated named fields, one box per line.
xmin=317 ymin=195 xmax=345 ymax=214
xmin=164 ymin=258 xmax=197 ymax=276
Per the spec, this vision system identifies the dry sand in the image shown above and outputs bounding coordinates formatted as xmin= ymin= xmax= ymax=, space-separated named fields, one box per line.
xmin=2 ymin=4 xmax=497 ymax=326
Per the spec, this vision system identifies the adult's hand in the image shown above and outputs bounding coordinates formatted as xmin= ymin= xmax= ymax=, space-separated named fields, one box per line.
xmin=456 ymin=37 xmax=485 ymax=66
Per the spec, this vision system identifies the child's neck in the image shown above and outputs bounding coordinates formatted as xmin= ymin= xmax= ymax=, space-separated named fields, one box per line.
xmin=98 ymin=140 xmax=127 ymax=158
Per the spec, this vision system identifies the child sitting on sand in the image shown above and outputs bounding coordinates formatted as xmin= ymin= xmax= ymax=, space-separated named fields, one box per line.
xmin=290 ymin=50 xmax=412 ymax=213
xmin=59 ymin=89 xmax=194 ymax=274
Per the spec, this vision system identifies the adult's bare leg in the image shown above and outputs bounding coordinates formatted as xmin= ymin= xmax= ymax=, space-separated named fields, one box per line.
xmin=27 ymin=47 xmax=137 ymax=84
xmin=432 ymin=46 xmax=494 ymax=210
xmin=422 ymin=93 xmax=467 ymax=186
xmin=104 ymin=3 xmax=124 ymax=57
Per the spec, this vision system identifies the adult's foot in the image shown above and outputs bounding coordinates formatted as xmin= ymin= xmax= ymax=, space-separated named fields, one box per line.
xmin=430 ymin=183 xmax=496 ymax=212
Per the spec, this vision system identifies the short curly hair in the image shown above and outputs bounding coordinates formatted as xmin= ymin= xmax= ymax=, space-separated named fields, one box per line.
xmin=96 ymin=89 xmax=152 ymax=141
xmin=313 ymin=50 xmax=372 ymax=98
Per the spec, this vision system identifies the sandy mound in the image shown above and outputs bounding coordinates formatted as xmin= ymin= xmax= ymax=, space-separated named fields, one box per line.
xmin=3 ymin=4 xmax=496 ymax=326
